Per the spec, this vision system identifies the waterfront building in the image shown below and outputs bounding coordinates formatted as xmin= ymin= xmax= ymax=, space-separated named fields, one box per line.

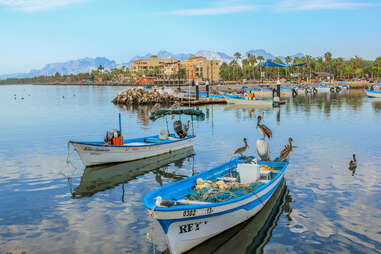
xmin=179 ymin=56 xmax=220 ymax=82
xmin=130 ymin=56 xmax=179 ymax=79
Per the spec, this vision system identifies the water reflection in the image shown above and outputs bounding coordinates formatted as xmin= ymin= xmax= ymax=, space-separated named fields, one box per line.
xmin=72 ymin=147 xmax=195 ymax=199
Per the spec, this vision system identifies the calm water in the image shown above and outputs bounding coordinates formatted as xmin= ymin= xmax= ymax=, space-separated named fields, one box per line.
xmin=0 ymin=85 xmax=380 ymax=254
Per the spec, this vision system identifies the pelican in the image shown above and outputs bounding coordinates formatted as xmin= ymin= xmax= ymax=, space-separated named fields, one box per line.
xmin=152 ymin=102 xmax=161 ymax=111
xmin=170 ymin=101 xmax=180 ymax=110
xmin=279 ymin=137 xmax=293 ymax=161
xmin=349 ymin=154 xmax=357 ymax=170
xmin=257 ymin=115 xmax=272 ymax=139
xmin=234 ymin=138 xmax=248 ymax=157
xmin=184 ymin=120 xmax=191 ymax=133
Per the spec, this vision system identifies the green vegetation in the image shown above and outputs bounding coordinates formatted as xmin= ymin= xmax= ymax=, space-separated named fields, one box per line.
xmin=220 ymin=52 xmax=381 ymax=82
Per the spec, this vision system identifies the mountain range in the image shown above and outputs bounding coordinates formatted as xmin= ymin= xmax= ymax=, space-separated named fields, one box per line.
xmin=0 ymin=49 xmax=305 ymax=80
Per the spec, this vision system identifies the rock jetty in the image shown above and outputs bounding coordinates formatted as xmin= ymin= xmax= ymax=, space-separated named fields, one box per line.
xmin=112 ymin=87 xmax=179 ymax=105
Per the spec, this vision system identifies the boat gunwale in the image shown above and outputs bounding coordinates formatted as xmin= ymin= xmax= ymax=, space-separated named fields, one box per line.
xmin=144 ymin=157 xmax=289 ymax=211
xmin=224 ymin=95 xmax=273 ymax=102
xmin=70 ymin=135 xmax=196 ymax=148
xmin=365 ymin=89 xmax=381 ymax=94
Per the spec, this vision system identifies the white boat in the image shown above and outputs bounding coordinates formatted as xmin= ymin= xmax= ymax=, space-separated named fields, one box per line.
xmin=365 ymin=89 xmax=381 ymax=98
xmin=144 ymin=157 xmax=289 ymax=254
xmin=314 ymin=84 xmax=331 ymax=93
xmin=70 ymin=134 xmax=195 ymax=167
xmin=224 ymin=95 xmax=273 ymax=107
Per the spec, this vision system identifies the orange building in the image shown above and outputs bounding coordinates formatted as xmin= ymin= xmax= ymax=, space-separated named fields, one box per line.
xmin=179 ymin=56 xmax=220 ymax=82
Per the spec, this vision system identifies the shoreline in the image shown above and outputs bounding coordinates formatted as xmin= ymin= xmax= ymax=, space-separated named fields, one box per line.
xmin=0 ymin=81 xmax=372 ymax=89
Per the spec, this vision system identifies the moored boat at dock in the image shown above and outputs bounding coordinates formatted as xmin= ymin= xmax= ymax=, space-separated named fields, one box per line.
xmin=224 ymin=94 xmax=274 ymax=107
xmin=144 ymin=156 xmax=289 ymax=253
xmin=365 ymin=85 xmax=381 ymax=98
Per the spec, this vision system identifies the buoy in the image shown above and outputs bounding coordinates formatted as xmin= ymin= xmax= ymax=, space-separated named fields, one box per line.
xmin=256 ymin=139 xmax=270 ymax=161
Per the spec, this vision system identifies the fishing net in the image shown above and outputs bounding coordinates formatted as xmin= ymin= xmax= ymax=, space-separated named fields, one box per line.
xmin=185 ymin=182 xmax=264 ymax=203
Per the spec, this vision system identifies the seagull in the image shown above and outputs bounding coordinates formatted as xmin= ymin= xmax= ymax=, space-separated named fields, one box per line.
xmin=234 ymin=138 xmax=248 ymax=157
xmin=257 ymin=115 xmax=272 ymax=139
xmin=279 ymin=137 xmax=293 ymax=161
xmin=154 ymin=196 xmax=177 ymax=207
xmin=349 ymin=154 xmax=357 ymax=171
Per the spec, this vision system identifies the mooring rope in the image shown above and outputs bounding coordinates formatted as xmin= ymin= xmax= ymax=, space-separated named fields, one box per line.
xmin=147 ymin=205 xmax=158 ymax=254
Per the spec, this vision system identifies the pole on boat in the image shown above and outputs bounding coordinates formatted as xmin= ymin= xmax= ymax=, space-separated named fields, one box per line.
xmin=118 ymin=112 xmax=122 ymax=134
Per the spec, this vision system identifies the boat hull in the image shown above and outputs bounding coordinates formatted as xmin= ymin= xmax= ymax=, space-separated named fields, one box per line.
xmin=151 ymin=164 xmax=286 ymax=254
xmin=365 ymin=89 xmax=381 ymax=98
xmin=316 ymin=87 xmax=331 ymax=93
xmin=253 ymin=90 xmax=273 ymax=99
xmin=71 ymin=136 xmax=195 ymax=167
xmin=225 ymin=97 xmax=273 ymax=107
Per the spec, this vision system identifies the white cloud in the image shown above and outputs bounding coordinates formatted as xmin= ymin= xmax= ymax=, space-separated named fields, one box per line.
xmin=276 ymin=0 xmax=375 ymax=11
xmin=0 ymin=0 xmax=82 ymax=12
xmin=167 ymin=5 xmax=257 ymax=16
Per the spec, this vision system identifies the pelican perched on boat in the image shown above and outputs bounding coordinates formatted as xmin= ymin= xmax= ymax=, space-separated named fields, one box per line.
xmin=184 ymin=120 xmax=191 ymax=134
xmin=234 ymin=138 xmax=248 ymax=156
xmin=349 ymin=154 xmax=357 ymax=170
xmin=279 ymin=137 xmax=293 ymax=161
xmin=257 ymin=115 xmax=272 ymax=139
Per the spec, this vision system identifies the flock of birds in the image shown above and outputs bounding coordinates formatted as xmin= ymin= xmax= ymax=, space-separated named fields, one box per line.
xmin=234 ymin=115 xmax=358 ymax=175
xmin=234 ymin=115 xmax=293 ymax=162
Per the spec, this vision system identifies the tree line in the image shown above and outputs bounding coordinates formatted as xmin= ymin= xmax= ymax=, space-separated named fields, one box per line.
xmin=219 ymin=52 xmax=381 ymax=82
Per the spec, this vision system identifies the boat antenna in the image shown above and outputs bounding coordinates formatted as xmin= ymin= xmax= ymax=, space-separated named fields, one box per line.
xmin=118 ymin=112 xmax=122 ymax=134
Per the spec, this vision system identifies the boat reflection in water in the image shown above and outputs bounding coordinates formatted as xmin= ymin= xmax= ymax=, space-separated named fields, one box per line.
xmin=72 ymin=147 xmax=195 ymax=199
xmin=181 ymin=179 xmax=290 ymax=254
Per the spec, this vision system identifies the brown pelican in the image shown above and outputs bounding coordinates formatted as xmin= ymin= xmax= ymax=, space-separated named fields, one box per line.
xmin=349 ymin=154 xmax=357 ymax=170
xmin=234 ymin=138 xmax=248 ymax=156
xmin=279 ymin=137 xmax=293 ymax=161
xmin=170 ymin=101 xmax=180 ymax=110
xmin=257 ymin=115 xmax=272 ymax=139
xmin=152 ymin=102 xmax=161 ymax=112
xmin=184 ymin=120 xmax=191 ymax=134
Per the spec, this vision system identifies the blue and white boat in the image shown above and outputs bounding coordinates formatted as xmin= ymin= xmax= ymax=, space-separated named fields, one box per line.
xmin=313 ymin=84 xmax=331 ymax=93
xmin=365 ymin=85 xmax=381 ymax=98
xmin=70 ymin=134 xmax=195 ymax=167
xmin=144 ymin=156 xmax=289 ymax=253
xmin=224 ymin=94 xmax=273 ymax=107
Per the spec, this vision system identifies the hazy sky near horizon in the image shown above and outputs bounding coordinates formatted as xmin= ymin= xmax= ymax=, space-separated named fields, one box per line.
xmin=0 ymin=0 xmax=380 ymax=74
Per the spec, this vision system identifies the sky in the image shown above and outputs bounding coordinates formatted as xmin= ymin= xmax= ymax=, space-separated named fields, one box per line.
xmin=0 ymin=0 xmax=380 ymax=74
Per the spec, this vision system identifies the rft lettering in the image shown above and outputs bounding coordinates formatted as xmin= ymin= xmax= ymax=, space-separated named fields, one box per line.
xmin=179 ymin=221 xmax=207 ymax=234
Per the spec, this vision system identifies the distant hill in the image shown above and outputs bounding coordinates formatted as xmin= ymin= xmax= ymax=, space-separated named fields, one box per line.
xmin=0 ymin=57 xmax=117 ymax=80
xmin=0 ymin=50 xmax=307 ymax=80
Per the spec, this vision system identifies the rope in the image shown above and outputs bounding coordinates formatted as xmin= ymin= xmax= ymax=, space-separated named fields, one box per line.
xmin=147 ymin=205 xmax=157 ymax=254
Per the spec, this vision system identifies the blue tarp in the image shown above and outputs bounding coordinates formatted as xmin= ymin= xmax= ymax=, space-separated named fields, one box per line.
xmin=263 ymin=61 xmax=306 ymax=68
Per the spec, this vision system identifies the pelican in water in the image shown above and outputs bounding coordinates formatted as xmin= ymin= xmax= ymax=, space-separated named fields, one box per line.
xmin=234 ymin=138 xmax=248 ymax=157
xmin=279 ymin=137 xmax=293 ymax=161
xmin=349 ymin=154 xmax=357 ymax=171
xmin=257 ymin=115 xmax=272 ymax=139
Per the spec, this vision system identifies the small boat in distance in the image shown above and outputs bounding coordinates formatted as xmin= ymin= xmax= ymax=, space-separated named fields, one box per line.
xmin=365 ymin=85 xmax=381 ymax=98
xmin=144 ymin=156 xmax=289 ymax=253
xmin=224 ymin=94 xmax=274 ymax=107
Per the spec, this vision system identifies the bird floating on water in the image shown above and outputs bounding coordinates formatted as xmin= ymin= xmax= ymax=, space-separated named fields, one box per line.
xmin=257 ymin=115 xmax=272 ymax=139
xmin=279 ymin=137 xmax=293 ymax=161
xmin=349 ymin=154 xmax=357 ymax=174
xmin=234 ymin=138 xmax=248 ymax=157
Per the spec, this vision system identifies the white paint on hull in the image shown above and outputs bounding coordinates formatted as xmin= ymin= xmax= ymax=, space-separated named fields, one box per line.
xmin=153 ymin=170 xmax=285 ymax=253
xmin=225 ymin=97 xmax=273 ymax=107
xmin=71 ymin=137 xmax=195 ymax=166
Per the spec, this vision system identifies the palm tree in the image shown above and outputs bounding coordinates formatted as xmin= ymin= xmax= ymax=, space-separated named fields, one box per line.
xmin=248 ymin=54 xmax=257 ymax=80
xmin=257 ymin=56 xmax=265 ymax=82
xmin=285 ymin=56 xmax=292 ymax=80
xmin=233 ymin=52 xmax=242 ymax=81
xmin=324 ymin=52 xmax=332 ymax=81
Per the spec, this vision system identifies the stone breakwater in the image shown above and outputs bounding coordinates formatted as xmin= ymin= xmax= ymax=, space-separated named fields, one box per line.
xmin=112 ymin=87 xmax=179 ymax=105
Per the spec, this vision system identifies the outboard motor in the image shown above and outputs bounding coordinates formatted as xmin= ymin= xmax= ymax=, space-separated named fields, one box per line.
xmin=173 ymin=120 xmax=186 ymax=138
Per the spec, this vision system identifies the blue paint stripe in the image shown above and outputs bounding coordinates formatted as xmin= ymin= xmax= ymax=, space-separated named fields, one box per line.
xmin=70 ymin=135 xmax=195 ymax=148
xmin=157 ymin=175 xmax=284 ymax=234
